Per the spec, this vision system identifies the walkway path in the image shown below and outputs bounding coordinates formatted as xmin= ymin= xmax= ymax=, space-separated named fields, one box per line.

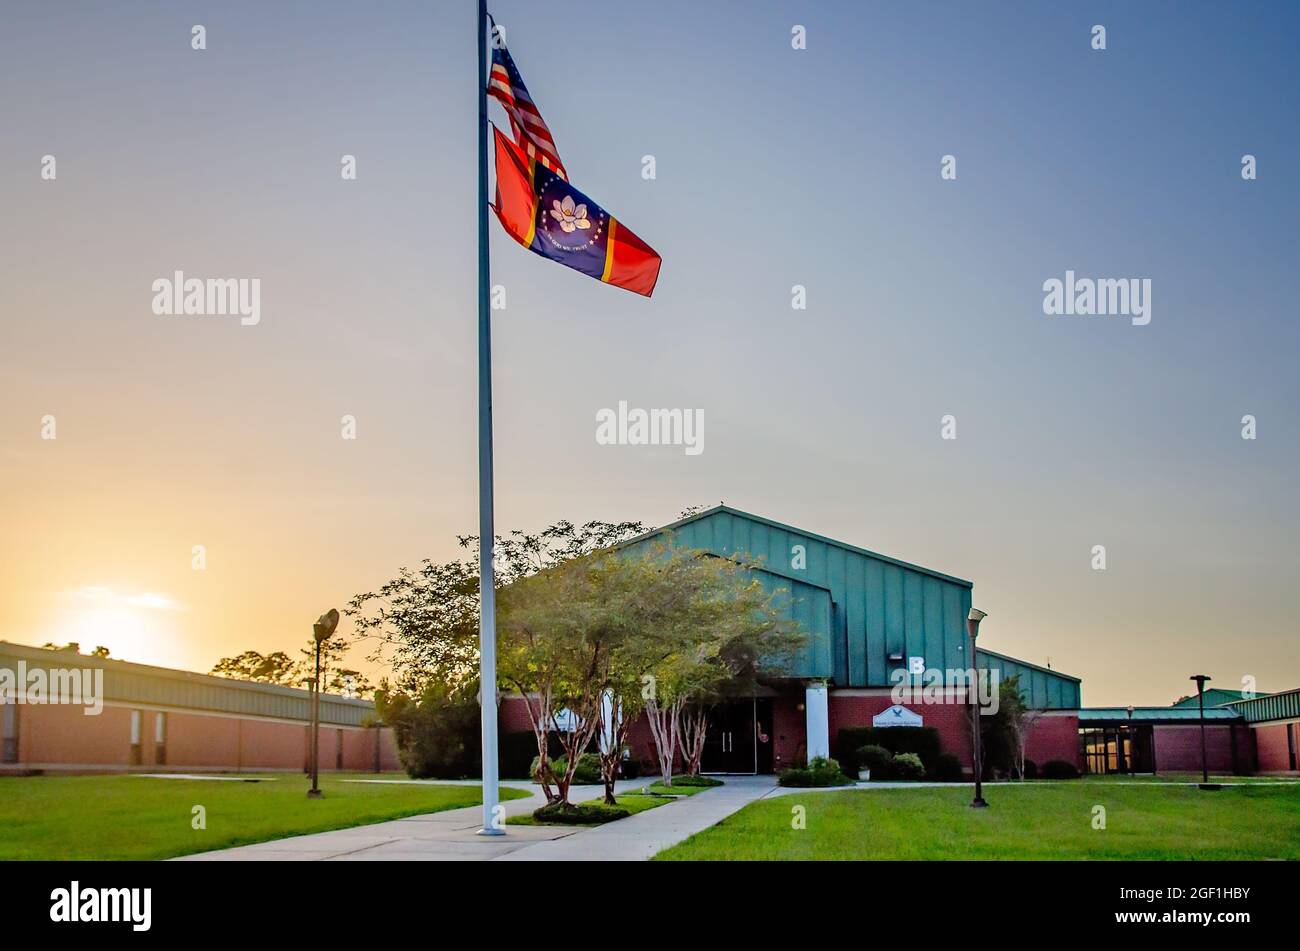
xmin=499 ymin=775 xmax=777 ymax=861
xmin=176 ymin=775 xmax=778 ymax=862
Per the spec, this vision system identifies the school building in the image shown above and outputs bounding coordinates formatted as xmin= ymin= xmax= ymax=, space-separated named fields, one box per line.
xmin=0 ymin=640 xmax=399 ymax=774
xmin=4 ymin=507 xmax=1296 ymax=778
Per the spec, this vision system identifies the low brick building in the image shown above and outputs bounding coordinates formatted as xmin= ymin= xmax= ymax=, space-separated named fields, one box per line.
xmin=1228 ymin=688 xmax=1300 ymax=775
xmin=0 ymin=641 xmax=398 ymax=774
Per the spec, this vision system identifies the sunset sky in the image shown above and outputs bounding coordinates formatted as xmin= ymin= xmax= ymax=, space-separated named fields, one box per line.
xmin=2 ymin=1 xmax=1297 ymax=704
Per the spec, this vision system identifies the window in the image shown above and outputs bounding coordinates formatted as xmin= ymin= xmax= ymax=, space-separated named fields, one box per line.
xmin=129 ymin=710 xmax=142 ymax=766
xmin=2 ymin=703 xmax=17 ymax=764
xmin=154 ymin=712 xmax=167 ymax=766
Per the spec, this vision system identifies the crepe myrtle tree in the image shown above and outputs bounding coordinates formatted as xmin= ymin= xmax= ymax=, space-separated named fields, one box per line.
xmin=346 ymin=518 xmax=650 ymax=695
xmin=588 ymin=543 xmax=794 ymax=802
xmin=495 ymin=550 xmax=623 ymax=805
xmin=640 ymin=552 xmax=803 ymax=787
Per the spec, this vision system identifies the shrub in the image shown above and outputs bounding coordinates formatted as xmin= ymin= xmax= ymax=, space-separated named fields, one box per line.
xmin=1040 ymin=759 xmax=1081 ymax=780
xmin=532 ymin=801 xmax=629 ymax=824
xmin=838 ymin=726 xmax=941 ymax=773
xmin=666 ymin=774 xmax=723 ymax=787
xmin=378 ymin=684 xmax=480 ymax=779
xmin=778 ymin=755 xmax=854 ymax=788
xmin=928 ymin=752 xmax=964 ymax=782
xmin=891 ymin=752 xmax=926 ymax=780
xmin=1022 ymin=759 xmax=1038 ymax=780
xmin=855 ymin=744 xmax=895 ymax=779
xmin=530 ymin=752 xmax=602 ymax=785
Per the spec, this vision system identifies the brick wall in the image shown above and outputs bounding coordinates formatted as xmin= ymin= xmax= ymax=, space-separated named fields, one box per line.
xmin=1253 ymin=721 xmax=1298 ymax=774
xmin=1024 ymin=714 xmax=1082 ymax=767
xmin=1152 ymin=724 xmax=1239 ymax=773
xmin=8 ymin=701 xmax=397 ymax=773
xmin=828 ymin=691 xmax=1082 ymax=772
xmin=829 ymin=691 xmax=974 ymax=767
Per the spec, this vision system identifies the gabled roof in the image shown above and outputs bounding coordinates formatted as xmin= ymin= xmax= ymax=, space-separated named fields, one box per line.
xmin=977 ymin=647 xmax=1081 ymax=683
xmin=628 ymin=505 xmax=973 ymax=588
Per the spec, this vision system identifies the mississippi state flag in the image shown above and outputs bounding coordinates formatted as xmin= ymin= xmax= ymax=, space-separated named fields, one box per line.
xmin=492 ymin=125 xmax=661 ymax=297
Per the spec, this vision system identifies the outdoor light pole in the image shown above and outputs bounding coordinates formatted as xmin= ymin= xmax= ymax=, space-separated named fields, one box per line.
xmin=967 ymin=608 xmax=988 ymax=808
xmin=1191 ymin=674 xmax=1211 ymax=785
xmin=308 ymin=609 xmax=339 ymax=799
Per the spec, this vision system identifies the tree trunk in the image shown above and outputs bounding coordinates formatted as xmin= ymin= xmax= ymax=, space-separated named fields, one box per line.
xmin=679 ymin=703 xmax=709 ymax=776
xmin=644 ymin=697 xmax=679 ymax=787
xmin=551 ymin=696 xmax=602 ymax=805
xmin=514 ymin=686 xmax=557 ymax=803
xmin=597 ymin=693 xmax=630 ymax=806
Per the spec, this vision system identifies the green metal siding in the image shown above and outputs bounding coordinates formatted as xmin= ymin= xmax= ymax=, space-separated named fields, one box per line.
xmin=1229 ymin=688 xmax=1300 ymax=725
xmin=977 ymin=649 xmax=1081 ymax=709
xmin=750 ymin=570 xmax=833 ymax=678
xmin=1079 ymin=706 xmax=1241 ymax=724
xmin=622 ymin=507 xmax=1080 ymax=708
xmin=1171 ymin=688 xmax=1263 ymax=708
xmin=626 ymin=507 xmax=972 ymax=686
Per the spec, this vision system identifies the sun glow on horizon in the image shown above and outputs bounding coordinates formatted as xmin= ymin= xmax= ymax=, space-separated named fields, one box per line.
xmin=45 ymin=585 xmax=190 ymax=668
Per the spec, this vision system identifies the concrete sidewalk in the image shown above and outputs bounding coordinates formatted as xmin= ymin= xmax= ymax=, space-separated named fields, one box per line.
xmin=498 ymin=774 xmax=777 ymax=861
xmin=176 ymin=776 xmax=776 ymax=862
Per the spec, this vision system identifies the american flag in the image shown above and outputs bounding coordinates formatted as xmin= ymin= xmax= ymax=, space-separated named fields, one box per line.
xmin=488 ymin=44 xmax=568 ymax=181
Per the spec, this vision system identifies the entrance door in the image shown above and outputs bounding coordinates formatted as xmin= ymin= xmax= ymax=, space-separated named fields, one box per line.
xmin=701 ymin=699 xmax=757 ymax=774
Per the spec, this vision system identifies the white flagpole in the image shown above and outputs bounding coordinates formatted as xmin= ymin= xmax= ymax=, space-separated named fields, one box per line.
xmin=475 ymin=0 xmax=503 ymax=836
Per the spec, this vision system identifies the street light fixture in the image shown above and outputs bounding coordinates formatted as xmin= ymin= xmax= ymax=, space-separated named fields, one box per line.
xmin=1190 ymin=674 xmax=1212 ymax=787
xmin=308 ymin=608 xmax=340 ymax=799
xmin=967 ymin=608 xmax=988 ymax=808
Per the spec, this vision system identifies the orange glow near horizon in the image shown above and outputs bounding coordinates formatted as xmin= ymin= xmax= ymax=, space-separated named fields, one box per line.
xmin=43 ymin=586 xmax=189 ymax=670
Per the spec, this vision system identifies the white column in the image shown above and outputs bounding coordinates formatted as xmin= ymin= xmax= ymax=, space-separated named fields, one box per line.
xmin=805 ymin=682 xmax=829 ymax=760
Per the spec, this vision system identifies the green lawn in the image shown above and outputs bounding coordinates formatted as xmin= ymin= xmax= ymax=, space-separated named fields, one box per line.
xmin=635 ymin=781 xmax=713 ymax=797
xmin=0 ymin=773 xmax=528 ymax=860
xmin=655 ymin=782 xmax=1300 ymax=860
xmin=1079 ymin=772 xmax=1294 ymax=785
xmin=508 ymin=792 xmax=670 ymax=825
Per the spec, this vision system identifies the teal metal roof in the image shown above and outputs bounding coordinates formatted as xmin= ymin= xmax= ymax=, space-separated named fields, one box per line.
xmin=1079 ymin=706 xmax=1242 ymax=724
xmin=621 ymin=506 xmax=1081 ymax=706
xmin=0 ymin=641 xmax=378 ymax=727
xmin=1171 ymin=688 xmax=1265 ymax=708
xmin=978 ymin=648 xmax=1081 ymax=709
xmin=1228 ymin=687 xmax=1300 ymax=724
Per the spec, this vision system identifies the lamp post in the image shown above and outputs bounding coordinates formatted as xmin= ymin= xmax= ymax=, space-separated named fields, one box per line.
xmin=308 ymin=608 xmax=339 ymax=799
xmin=1190 ymin=674 xmax=1211 ymax=786
xmin=1125 ymin=705 xmax=1134 ymax=774
xmin=967 ymin=608 xmax=988 ymax=808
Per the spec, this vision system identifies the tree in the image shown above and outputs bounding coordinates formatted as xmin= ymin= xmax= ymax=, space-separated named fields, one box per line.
xmin=296 ymin=635 xmax=372 ymax=698
xmin=969 ymin=673 xmax=1038 ymax=779
xmin=43 ymin=642 xmax=110 ymax=658
xmin=997 ymin=675 xmax=1043 ymax=780
xmin=593 ymin=543 xmax=802 ymax=788
xmin=496 ymin=552 xmax=607 ymax=805
xmin=348 ymin=518 xmax=651 ymax=695
xmin=374 ymin=682 xmax=480 ymax=778
xmin=210 ymin=650 xmax=298 ymax=685
xmin=209 ymin=643 xmax=374 ymax=699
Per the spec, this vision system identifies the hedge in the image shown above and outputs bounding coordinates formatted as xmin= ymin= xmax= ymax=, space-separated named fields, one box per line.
xmin=837 ymin=726 xmax=942 ymax=773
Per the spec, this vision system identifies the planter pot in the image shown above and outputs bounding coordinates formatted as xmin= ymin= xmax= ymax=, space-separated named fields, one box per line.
xmin=858 ymin=768 xmax=871 ymax=781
